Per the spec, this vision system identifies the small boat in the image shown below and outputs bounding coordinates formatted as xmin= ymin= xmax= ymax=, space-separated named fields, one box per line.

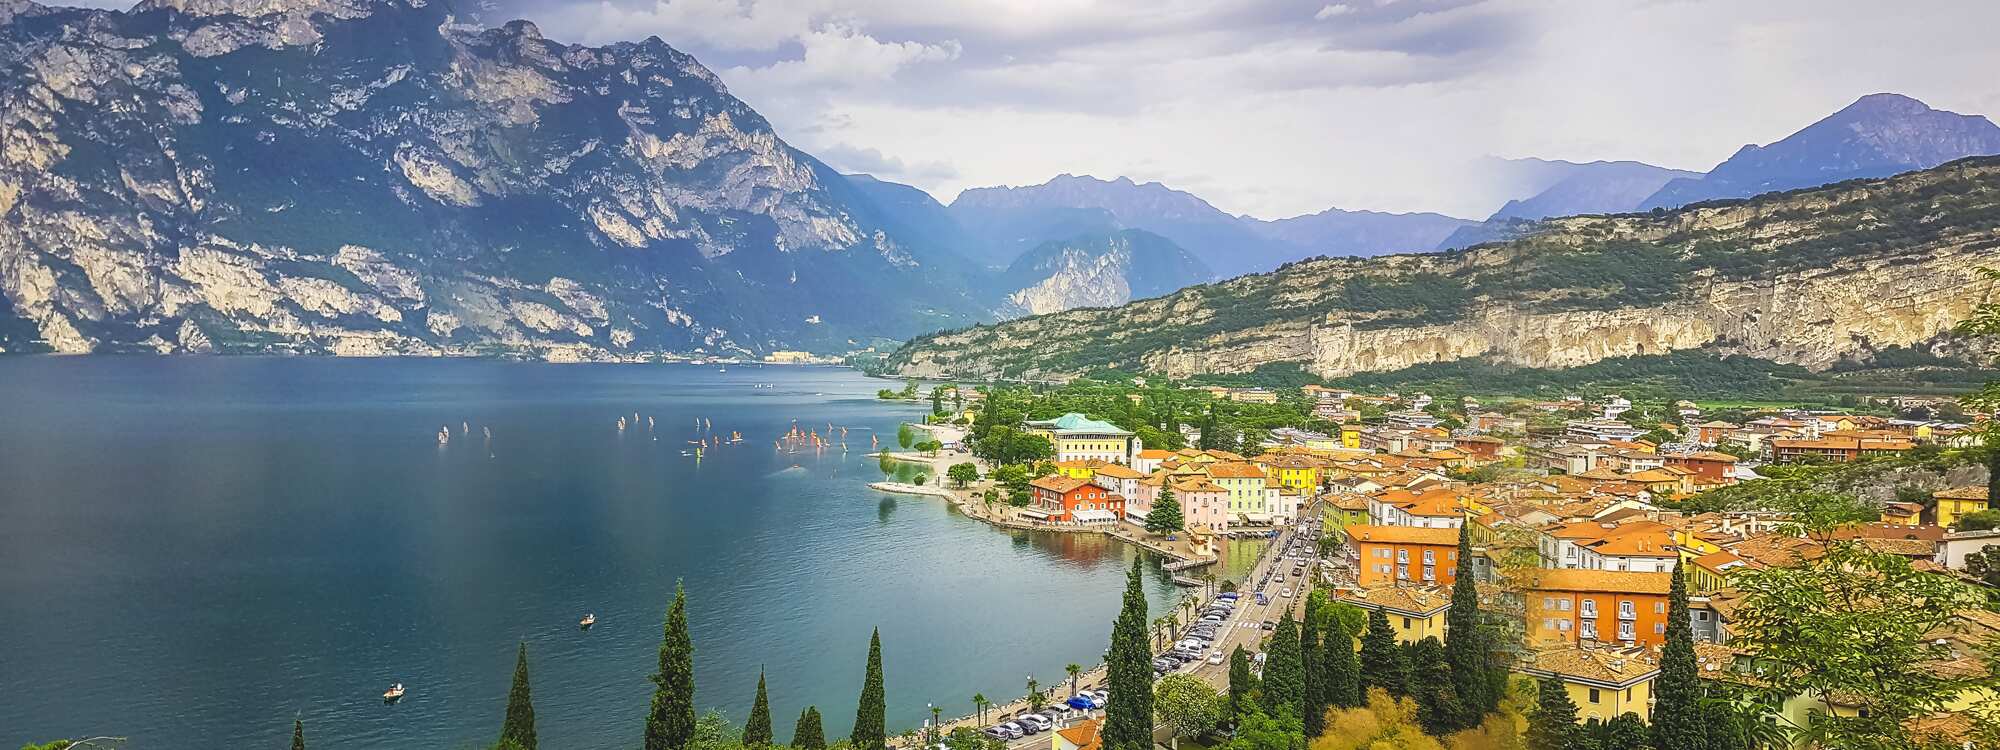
xmin=580 ymin=613 xmax=596 ymax=629
xmin=384 ymin=683 xmax=406 ymax=702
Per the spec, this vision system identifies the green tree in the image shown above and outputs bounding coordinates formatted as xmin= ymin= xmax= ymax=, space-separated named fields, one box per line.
xmin=1222 ymin=708 xmax=1304 ymax=750
xmin=1300 ymin=601 xmax=1326 ymax=738
xmin=944 ymin=726 xmax=1005 ymax=750
xmin=1155 ymin=673 xmax=1224 ymax=750
xmin=502 ymin=642 xmax=538 ymax=750
xmin=745 ymin=669 xmax=774 ymax=749
xmin=971 ymin=693 xmax=989 ymax=725
xmin=1228 ymin=645 xmax=1260 ymax=720
xmin=1104 ymin=556 xmax=1155 ymax=750
xmin=1357 ymin=609 xmax=1407 ymax=698
xmin=1443 ymin=526 xmax=1494 ymax=729
xmin=1527 ymin=677 xmax=1582 ymax=750
xmin=852 ymin=629 xmax=887 ymax=750
xmin=1319 ymin=615 xmax=1362 ymax=710
xmin=947 ymin=463 xmax=979 ymax=488
xmin=1066 ymin=663 xmax=1084 ymax=699
xmin=1732 ymin=490 xmax=1991 ymax=749
xmin=646 ymin=582 xmax=697 ymax=750
xmin=898 ymin=424 xmax=916 ymax=450
xmin=1261 ymin=610 xmax=1305 ymax=718
xmin=930 ymin=386 xmax=947 ymax=416
xmin=1147 ymin=487 xmax=1186 ymax=535
xmin=1955 ymin=509 xmax=2000 ymax=531
xmin=1405 ymin=637 xmax=1463 ymax=737
xmin=1652 ymin=563 xmax=1706 ymax=750
xmin=292 ymin=719 xmax=305 ymax=750
xmin=792 ymin=707 xmax=825 ymax=750
xmin=1598 ymin=713 xmax=1649 ymax=750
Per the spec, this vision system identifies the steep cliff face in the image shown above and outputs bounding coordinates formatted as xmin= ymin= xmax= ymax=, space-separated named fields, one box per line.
xmin=0 ymin=0 xmax=981 ymax=357
xmin=885 ymin=157 xmax=2000 ymax=381
xmin=996 ymin=229 xmax=1211 ymax=316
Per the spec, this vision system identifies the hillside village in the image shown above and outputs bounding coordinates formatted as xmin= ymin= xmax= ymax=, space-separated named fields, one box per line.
xmin=903 ymin=377 xmax=2000 ymax=747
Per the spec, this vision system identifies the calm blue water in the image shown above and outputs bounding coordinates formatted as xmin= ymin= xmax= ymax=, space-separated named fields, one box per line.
xmin=0 ymin=358 xmax=1263 ymax=749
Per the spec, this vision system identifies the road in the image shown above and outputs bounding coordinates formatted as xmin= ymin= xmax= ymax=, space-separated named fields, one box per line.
xmin=957 ymin=506 xmax=1327 ymax=750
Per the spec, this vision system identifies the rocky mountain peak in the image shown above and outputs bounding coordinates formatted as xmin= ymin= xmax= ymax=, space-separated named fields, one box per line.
xmin=134 ymin=0 xmax=409 ymax=20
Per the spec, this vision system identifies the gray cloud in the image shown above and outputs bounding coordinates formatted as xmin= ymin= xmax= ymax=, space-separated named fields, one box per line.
xmin=500 ymin=0 xmax=2000 ymax=218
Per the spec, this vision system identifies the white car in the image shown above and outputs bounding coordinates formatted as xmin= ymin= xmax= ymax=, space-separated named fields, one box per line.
xmin=1207 ymin=650 xmax=1226 ymax=665
xmin=1281 ymin=587 xmax=1293 ymax=597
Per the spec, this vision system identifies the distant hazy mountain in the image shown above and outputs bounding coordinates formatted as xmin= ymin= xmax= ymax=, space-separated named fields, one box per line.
xmin=1488 ymin=160 xmax=1701 ymax=220
xmin=1641 ymin=93 xmax=2000 ymax=210
xmin=1245 ymin=207 xmax=1477 ymax=259
xmin=997 ymin=230 xmax=1212 ymax=316
xmin=843 ymin=174 xmax=979 ymax=269
xmin=950 ymin=174 xmax=1479 ymax=275
xmin=950 ymin=175 xmax=1283 ymax=275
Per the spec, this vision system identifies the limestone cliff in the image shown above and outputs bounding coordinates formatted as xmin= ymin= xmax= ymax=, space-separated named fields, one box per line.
xmin=0 ymin=0 xmax=982 ymax=357
xmin=885 ymin=157 xmax=2000 ymax=381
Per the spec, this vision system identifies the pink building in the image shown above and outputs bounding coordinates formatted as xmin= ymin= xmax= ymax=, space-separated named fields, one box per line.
xmin=1172 ymin=478 xmax=1231 ymax=534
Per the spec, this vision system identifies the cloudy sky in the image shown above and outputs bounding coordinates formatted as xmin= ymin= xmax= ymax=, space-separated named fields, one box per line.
xmin=515 ymin=0 xmax=1997 ymax=218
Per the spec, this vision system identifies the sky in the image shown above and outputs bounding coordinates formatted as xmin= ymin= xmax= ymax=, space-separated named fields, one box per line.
xmin=146 ymin=0 xmax=2000 ymax=219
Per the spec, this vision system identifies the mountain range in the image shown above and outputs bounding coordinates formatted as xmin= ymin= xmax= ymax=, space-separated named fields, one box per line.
xmin=4 ymin=0 xmax=2000 ymax=357
xmin=883 ymin=156 xmax=2000 ymax=381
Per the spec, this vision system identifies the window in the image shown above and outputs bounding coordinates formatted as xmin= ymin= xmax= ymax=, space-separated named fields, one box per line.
xmin=1544 ymin=596 xmax=1558 ymax=609
xmin=1557 ymin=620 xmax=1570 ymax=632
xmin=1542 ymin=619 xmax=1555 ymax=630
xmin=1558 ymin=599 xmax=1571 ymax=611
xmin=1618 ymin=622 xmax=1635 ymax=641
xmin=1655 ymin=623 xmax=1666 ymax=634
xmin=1588 ymin=688 xmax=1600 ymax=703
xmin=1397 ymin=564 xmax=1409 ymax=579
xmin=1422 ymin=550 xmax=1435 ymax=563
xmin=1396 ymin=550 xmax=1409 ymax=563
xmin=1579 ymin=600 xmax=1594 ymax=617
xmin=1619 ymin=601 xmax=1636 ymax=619
xmin=1402 ymin=617 xmax=1412 ymax=628
xmin=1422 ymin=566 xmax=1435 ymax=581
xmin=1656 ymin=601 xmax=1666 ymax=614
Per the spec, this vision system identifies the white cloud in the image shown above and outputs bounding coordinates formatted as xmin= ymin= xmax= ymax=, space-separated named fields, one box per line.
xmin=519 ymin=0 xmax=2000 ymax=218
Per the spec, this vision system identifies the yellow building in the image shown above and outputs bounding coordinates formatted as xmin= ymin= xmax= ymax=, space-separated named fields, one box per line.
xmin=1339 ymin=424 xmax=1363 ymax=449
xmin=1023 ymin=413 xmax=1139 ymax=465
xmin=1520 ymin=644 xmax=1659 ymax=723
xmin=1333 ymin=586 xmax=1451 ymax=644
xmin=1253 ymin=454 xmax=1322 ymax=492
xmin=1052 ymin=459 xmax=1104 ymax=481
xmin=1206 ymin=461 xmax=1270 ymax=518
xmin=1934 ymin=486 xmax=1990 ymax=528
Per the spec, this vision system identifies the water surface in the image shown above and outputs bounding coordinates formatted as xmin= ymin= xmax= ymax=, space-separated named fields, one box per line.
xmin=0 ymin=358 xmax=1262 ymax=748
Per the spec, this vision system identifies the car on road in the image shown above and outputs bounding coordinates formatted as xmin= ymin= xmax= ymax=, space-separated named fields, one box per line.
xmin=1208 ymin=650 xmax=1226 ymax=665
xmin=1282 ymin=587 xmax=1293 ymax=597
xmin=1262 ymin=620 xmax=1276 ymax=630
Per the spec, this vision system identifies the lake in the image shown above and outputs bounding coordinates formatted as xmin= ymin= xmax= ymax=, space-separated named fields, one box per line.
xmin=0 ymin=358 xmax=1264 ymax=748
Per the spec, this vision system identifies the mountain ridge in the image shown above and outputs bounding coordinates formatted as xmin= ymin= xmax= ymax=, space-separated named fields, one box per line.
xmin=883 ymin=156 xmax=2000 ymax=381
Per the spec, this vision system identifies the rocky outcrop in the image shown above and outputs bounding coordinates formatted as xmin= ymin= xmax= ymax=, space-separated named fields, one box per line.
xmin=0 ymin=0 xmax=981 ymax=357
xmin=886 ymin=157 xmax=2000 ymax=381
xmin=996 ymin=229 xmax=1211 ymax=316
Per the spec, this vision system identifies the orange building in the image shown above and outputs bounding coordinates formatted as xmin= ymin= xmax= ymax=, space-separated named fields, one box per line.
xmin=1526 ymin=569 xmax=1674 ymax=648
xmin=1028 ymin=475 xmax=1124 ymax=523
xmin=1345 ymin=524 xmax=1462 ymax=587
xmin=1662 ymin=451 xmax=1738 ymax=483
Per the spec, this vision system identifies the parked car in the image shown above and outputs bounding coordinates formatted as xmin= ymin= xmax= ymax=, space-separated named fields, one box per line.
xmin=1065 ymin=695 xmax=1094 ymax=710
xmin=1090 ymin=689 xmax=1110 ymax=703
xmin=1018 ymin=715 xmax=1053 ymax=732
xmin=1084 ymin=693 xmax=1106 ymax=709
xmin=1001 ymin=722 xmax=1027 ymax=737
xmin=982 ymin=727 xmax=1013 ymax=741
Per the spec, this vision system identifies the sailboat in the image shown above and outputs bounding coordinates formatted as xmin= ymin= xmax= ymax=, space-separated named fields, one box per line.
xmin=579 ymin=613 xmax=596 ymax=629
xmin=617 ymin=417 xmax=627 ymax=431
xmin=383 ymin=683 xmax=406 ymax=702
xmin=437 ymin=426 xmax=450 ymax=445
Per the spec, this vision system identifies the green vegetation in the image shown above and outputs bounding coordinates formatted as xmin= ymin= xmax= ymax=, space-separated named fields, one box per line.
xmin=744 ymin=671 xmax=773 ymax=749
xmin=1227 ymin=645 xmax=1259 ymax=720
xmin=791 ymin=707 xmax=825 ymax=750
xmin=1443 ymin=527 xmax=1502 ymax=730
xmin=1651 ymin=565 xmax=1703 ymax=750
xmin=1154 ymin=674 xmax=1224 ymax=750
xmin=946 ymin=463 xmax=979 ymax=488
xmin=851 ymin=629 xmax=887 ymax=750
xmin=1358 ymin=609 xmax=1408 ymax=698
xmin=646 ymin=583 xmax=697 ymax=750
xmin=1145 ymin=487 xmax=1185 ymax=535
xmin=1104 ymin=556 xmax=1155 ymax=750
xmin=293 ymin=720 xmax=305 ymax=750
xmin=1259 ymin=610 xmax=1304 ymax=718
xmin=502 ymin=642 xmax=538 ymax=750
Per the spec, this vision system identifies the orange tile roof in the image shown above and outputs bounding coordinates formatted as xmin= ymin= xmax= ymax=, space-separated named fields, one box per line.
xmin=1055 ymin=718 xmax=1101 ymax=750
xmin=1526 ymin=569 xmax=1673 ymax=595
xmin=1029 ymin=475 xmax=1093 ymax=493
xmin=1346 ymin=524 xmax=1461 ymax=546
xmin=1935 ymin=486 xmax=1988 ymax=501
xmin=1206 ymin=461 xmax=1268 ymax=479
xmin=1092 ymin=464 xmax=1143 ymax=479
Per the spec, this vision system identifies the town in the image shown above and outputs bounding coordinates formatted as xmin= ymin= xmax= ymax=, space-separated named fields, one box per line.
xmin=874 ymin=375 xmax=2000 ymax=750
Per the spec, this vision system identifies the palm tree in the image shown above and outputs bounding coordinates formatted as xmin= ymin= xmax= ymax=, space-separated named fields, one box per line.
xmin=1065 ymin=663 xmax=1083 ymax=699
xmin=971 ymin=693 xmax=989 ymax=725
xmin=1025 ymin=677 xmax=1045 ymax=711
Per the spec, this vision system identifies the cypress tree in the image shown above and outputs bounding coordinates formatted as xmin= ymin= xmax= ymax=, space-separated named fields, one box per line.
xmin=1527 ymin=677 xmax=1581 ymax=750
xmin=745 ymin=669 xmax=774 ymax=749
xmin=1300 ymin=608 xmax=1326 ymax=737
xmin=645 ymin=582 xmax=696 ymax=750
xmin=1443 ymin=525 xmax=1493 ymax=728
xmin=1321 ymin=616 xmax=1362 ymax=709
xmin=291 ymin=718 xmax=305 ymax=750
xmin=852 ymin=629 xmax=887 ymax=750
xmin=793 ymin=706 xmax=826 ymax=750
xmin=1103 ymin=555 xmax=1154 ymax=750
xmin=1227 ymin=645 xmax=1259 ymax=720
xmin=1407 ymin=637 xmax=1464 ymax=736
xmin=1988 ymin=447 xmax=2000 ymax=504
xmin=1653 ymin=563 xmax=1707 ymax=750
xmin=1357 ymin=609 xmax=1407 ymax=697
xmin=502 ymin=641 xmax=538 ymax=750
xmin=1260 ymin=610 xmax=1305 ymax=718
